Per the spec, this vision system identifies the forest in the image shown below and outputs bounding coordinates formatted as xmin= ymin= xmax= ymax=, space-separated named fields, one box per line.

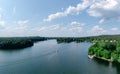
xmin=0 ymin=37 xmax=47 ymax=49
xmin=56 ymin=35 xmax=120 ymax=43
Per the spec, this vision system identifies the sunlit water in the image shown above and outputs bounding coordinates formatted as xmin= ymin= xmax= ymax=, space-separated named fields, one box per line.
xmin=0 ymin=40 xmax=119 ymax=74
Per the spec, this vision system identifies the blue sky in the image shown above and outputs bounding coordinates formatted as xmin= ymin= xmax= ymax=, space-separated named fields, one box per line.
xmin=0 ymin=0 xmax=120 ymax=37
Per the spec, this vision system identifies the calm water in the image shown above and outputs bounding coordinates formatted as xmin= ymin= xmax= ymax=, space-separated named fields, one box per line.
xmin=0 ymin=40 xmax=119 ymax=74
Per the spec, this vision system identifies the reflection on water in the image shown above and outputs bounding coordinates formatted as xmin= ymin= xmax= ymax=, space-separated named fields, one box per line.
xmin=0 ymin=40 xmax=119 ymax=74
xmin=111 ymin=62 xmax=120 ymax=74
xmin=93 ymin=58 xmax=110 ymax=67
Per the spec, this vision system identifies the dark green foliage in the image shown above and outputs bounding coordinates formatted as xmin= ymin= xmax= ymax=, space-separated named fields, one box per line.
xmin=28 ymin=36 xmax=47 ymax=42
xmin=56 ymin=37 xmax=95 ymax=43
xmin=0 ymin=38 xmax=33 ymax=49
xmin=56 ymin=34 xmax=120 ymax=44
xmin=102 ymin=42 xmax=116 ymax=51
xmin=102 ymin=50 xmax=111 ymax=59
xmin=57 ymin=38 xmax=74 ymax=43
xmin=88 ymin=40 xmax=120 ymax=62
xmin=0 ymin=36 xmax=47 ymax=49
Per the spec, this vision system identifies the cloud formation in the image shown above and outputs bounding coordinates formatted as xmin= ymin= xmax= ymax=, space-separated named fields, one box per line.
xmin=44 ymin=0 xmax=120 ymax=23
xmin=88 ymin=0 xmax=120 ymax=22
xmin=44 ymin=0 xmax=91 ymax=22
xmin=0 ymin=0 xmax=120 ymax=37
xmin=70 ymin=21 xmax=85 ymax=26
xmin=111 ymin=27 xmax=118 ymax=31
xmin=17 ymin=20 xmax=29 ymax=26
xmin=91 ymin=25 xmax=106 ymax=33
xmin=0 ymin=20 xmax=5 ymax=27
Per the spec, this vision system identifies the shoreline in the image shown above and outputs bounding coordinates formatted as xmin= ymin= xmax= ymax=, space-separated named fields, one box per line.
xmin=88 ymin=55 xmax=112 ymax=62
xmin=88 ymin=55 xmax=95 ymax=59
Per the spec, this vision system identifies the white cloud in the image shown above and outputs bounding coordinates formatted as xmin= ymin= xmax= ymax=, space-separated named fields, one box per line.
xmin=17 ymin=20 xmax=29 ymax=26
xmin=0 ymin=20 xmax=5 ymax=27
xmin=91 ymin=25 xmax=106 ymax=33
xmin=70 ymin=21 xmax=85 ymax=26
xmin=36 ymin=25 xmax=60 ymax=31
xmin=69 ymin=27 xmax=83 ymax=33
xmin=28 ymin=22 xmax=85 ymax=37
xmin=0 ymin=27 xmax=28 ymax=36
xmin=44 ymin=0 xmax=92 ymax=22
xmin=0 ymin=20 xmax=30 ymax=36
xmin=36 ymin=27 xmax=46 ymax=31
xmin=69 ymin=21 xmax=84 ymax=33
xmin=43 ymin=12 xmax=66 ymax=22
xmin=111 ymin=27 xmax=118 ymax=31
xmin=86 ymin=25 xmax=107 ymax=36
xmin=88 ymin=0 xmax=120 ymax=22
xmin=99 ymin=19 xmax=105 ymax=24
xmin=1 ymin=0 xmax=120 ymax=37
xmin=37 ymin=22 xmax=84 ymax=34
xmin=49 ymin=25 xmax=60 ymax=30
xmin=44 ymin=0 xmax=120 ymax=24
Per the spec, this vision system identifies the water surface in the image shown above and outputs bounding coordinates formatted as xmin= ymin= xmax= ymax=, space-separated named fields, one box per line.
xmin=0 ymin=40 xmax=119 ymax=74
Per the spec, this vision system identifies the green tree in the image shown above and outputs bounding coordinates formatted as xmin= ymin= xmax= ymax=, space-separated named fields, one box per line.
xmin=103 ymin=42 xmax=116 ymax=51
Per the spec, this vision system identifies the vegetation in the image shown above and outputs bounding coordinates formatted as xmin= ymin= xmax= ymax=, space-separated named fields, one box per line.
xmin=56 ymin=37 xmax=95 ymax=43
xmin=56 ymin=35 xmax=120 ymax=63
xmin=27 ymin=36 xmax=47 ymax=42
xmin=88 ymin=40 xmax=120 ymax=63
xmin=0 ymin=36 xmax=47 ymax=49
xmin=56 ymin=35 xmax=120 ymax=43
xmin=0 ymin=38 xmax=33 ymax=49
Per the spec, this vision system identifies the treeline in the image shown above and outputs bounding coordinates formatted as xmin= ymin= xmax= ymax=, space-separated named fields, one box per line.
xmin=0 ymin=36 xmax=47 ymax=49
xmin=56 ymin=37 xmax=95 ymax=43
xmin=56 ymin=35 xmax=120 ymax=43
xmin=27 ymin=36 xmax=47 ymax=42
xmin=88 ymin=40 xmax=120 ymax=63
xmin=1 ymin=34 xmax=120 ymax=49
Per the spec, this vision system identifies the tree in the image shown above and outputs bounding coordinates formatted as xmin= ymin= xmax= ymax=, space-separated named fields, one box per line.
xmin=111 ymin=52 xmax=118 ymax=62
xmin=103 ymin=42 xmax=116 ymax=51
xmin=102 ymin=50 xmax=110 ymax=59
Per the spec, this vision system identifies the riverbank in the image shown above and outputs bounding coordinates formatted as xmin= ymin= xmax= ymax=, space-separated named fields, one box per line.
xmin=88 ymin=55 xmax=112 ymax=62
xmin=88 ymin=55 xmax=95 ymax=59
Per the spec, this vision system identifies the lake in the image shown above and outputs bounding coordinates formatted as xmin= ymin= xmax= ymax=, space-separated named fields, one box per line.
xmin=0 ymin=40 xmax=119 ymax=74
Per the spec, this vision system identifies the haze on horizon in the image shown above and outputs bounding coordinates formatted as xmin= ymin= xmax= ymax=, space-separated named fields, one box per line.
xmin=0 ymin=0 xmax=120 ymax=37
